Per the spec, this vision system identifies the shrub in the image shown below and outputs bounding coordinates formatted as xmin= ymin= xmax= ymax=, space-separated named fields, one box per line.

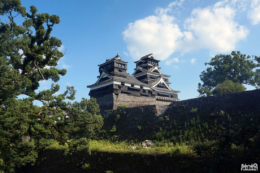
xmin=212 ymin=80 xmax=246 ymax=95
xmin=117 ymin=105 xmax=128 ymax=110
xmin=110 ymin=125 xmax=116 ymax=133
xmin=190 ymin=108 xmax=198 ymax=113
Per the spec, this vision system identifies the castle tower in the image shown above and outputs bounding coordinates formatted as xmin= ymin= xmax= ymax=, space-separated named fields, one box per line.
xmin=87 ymin=53 xmax=180 ymax=113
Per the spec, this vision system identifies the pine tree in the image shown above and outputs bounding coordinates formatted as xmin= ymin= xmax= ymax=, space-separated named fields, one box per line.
xmin=0 ymin=1 xmax=103 ymax=172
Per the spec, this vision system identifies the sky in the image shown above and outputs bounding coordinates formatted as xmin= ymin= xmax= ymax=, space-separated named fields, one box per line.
xmin=4 ymin=0 xmax=260 ymax=105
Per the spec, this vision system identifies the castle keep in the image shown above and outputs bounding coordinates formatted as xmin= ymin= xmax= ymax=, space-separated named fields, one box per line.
xmin=87 ymin=53 xmax=180 ymax=112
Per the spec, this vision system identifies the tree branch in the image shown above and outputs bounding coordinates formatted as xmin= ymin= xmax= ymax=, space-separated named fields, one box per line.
xmin=34 ymin=61 xmax=45 ymax=80
xmin=25 ymin=61 xmax=36 ymax=77
xmin=20 ymin=92 xmax=47 ymax=106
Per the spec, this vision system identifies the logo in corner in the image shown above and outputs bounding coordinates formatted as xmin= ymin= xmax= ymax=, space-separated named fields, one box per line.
xmin=241 ymin=163 xmax=258 ymax=171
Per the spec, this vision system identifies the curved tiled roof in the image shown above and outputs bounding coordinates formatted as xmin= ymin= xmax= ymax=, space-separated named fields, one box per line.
xmin=113 ymin=74 xmax=150 ymax=87
xmin=98 ymin=54 xmax=127 ymax=66
xmin=87 ymin=73 xmax=151 ymax=88
xmin=152 ymin=86 xmax=180 ymax=93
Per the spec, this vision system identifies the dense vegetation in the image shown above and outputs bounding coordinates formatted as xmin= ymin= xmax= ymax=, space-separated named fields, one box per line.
xmin=0 ymin=0 xmax=103 ymax=172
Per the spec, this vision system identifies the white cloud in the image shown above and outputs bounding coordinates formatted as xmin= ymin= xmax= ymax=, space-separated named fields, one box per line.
xmin=123 ymin=0 xmax=249 ymax=61
xmin=179 ymin=2 xmax=249 ymax=54
xmin=155 ymin=0 xmax=184 ymax=15
xmin=248 ymin=0 xmax=260 ymax=25
xmin=66 ymin=82 xmax=71 ymax=86
xmin=165 ymin=58 xmax=179 ymax=65
xmin=123 ymin=0 xmax=184 ymax=61
xmin=190 ymin=58 xmax=196 ymax=64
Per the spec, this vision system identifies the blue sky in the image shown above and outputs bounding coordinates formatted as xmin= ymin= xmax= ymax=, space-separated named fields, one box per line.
xmin=6 ymin=0 xmax=260 ymax=105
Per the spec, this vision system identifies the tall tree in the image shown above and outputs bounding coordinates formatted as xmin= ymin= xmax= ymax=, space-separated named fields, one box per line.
xmin=0 ymin=1 xmax=103 ymax=172
xmin=198 ymin=51 xmax=260 ymax=96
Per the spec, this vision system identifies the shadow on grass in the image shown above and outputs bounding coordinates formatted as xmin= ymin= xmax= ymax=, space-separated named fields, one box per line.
xmin=18 ymin=148 xmax=242 ymax=173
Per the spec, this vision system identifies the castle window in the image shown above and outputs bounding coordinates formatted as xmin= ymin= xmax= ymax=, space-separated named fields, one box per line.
xmin=116 ymin=63 xmax=125 ymax=68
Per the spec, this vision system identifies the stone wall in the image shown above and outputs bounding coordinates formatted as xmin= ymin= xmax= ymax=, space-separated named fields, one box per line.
xmin=98 ymin=89 xmax=260 ymax=118
xmin=113 ymin=93 xmax=172 ymax=110
xmin=164 ymin=89 xmax=260 ymax=117
xmin=95 ymin=93 xmax=114 ymax=111
xmin=102 ymin=89 xmax=260 ymax=140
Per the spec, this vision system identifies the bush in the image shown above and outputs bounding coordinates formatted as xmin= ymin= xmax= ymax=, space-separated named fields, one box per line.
xmin=212 ymin=80 xmax=246 ymax=95
xmin=117 ymin=105 xmax=128 ymax=110
xmin=110 ymin=125 xmax=117 ymax=133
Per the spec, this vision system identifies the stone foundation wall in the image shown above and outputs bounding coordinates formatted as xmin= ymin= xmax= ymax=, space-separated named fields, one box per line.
xmin=165 ymin=89 xmax=260 ymax=117
xmin=96 ymin=89 xmax=260 ymax=118
xmin=101 ymin=89 xmax=260 ymax=141
xmin=95 ymin=93 xmax=114 ymax=111
xmin=113 ymin=93 xmax=172 ymax=110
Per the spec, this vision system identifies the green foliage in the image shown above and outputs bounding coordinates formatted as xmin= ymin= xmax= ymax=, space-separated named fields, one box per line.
xmin=110 ymin=125 xmax=116 ymax=133
xmin=105 ymin=170 xmax=113 ymax=173
xmin=64 ymin=138 xmax=91 ymax=156
xmin=0 ymin=1 xmax=104 ymax=172
xmin=190 ymin=107 xmax=198 ymax=113
xmin=116 ymin=114 xmax=120 ymax=119
xmin=198 ymin=51 xmax=260 ymax=96
xmin=117 ymin=105 xmax=128 ymax=110
xmin=212 ymin=80 xmax=246 ymax=95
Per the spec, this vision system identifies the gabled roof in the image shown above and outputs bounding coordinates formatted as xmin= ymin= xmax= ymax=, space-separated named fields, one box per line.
xmin=95 ymin=71 xmax=111 ymax=84
xmin=150 ymin=77 xmax=180 ymax=93
xmin=98 ymin=54 xmax=127 ymax=66
xmin=149 ymin=66 xmax=161 ymax=74
xmin=151 ymin=77 xmax=171 ymax=90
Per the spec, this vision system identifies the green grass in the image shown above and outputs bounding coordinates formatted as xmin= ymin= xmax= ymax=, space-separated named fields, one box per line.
xmin=46 ymin=140 xmax=194 ymax=155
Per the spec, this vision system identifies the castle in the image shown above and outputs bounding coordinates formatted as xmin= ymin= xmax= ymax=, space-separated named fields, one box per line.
xmin=87 ymin=53 xmax=180 ymax=112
